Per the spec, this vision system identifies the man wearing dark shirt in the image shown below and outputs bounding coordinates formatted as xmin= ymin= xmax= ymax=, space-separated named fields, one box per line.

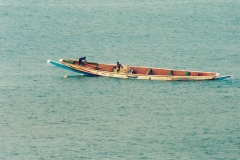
xmin=79 ymin=57 xmax=86 ymax=65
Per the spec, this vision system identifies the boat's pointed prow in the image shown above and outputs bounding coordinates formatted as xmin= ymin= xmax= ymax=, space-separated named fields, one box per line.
xmin=48 ymin=59 xmax=96 ymax=76
xmin=214 ymin=75 xmax=233 ymax=80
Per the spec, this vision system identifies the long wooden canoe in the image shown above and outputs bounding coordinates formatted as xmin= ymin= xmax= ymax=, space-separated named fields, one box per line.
xmin=47 ymin=58 xmax=232 ymax=81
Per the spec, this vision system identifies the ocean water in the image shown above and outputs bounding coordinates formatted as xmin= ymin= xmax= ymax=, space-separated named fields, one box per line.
xmin=1 ymin=0 xmax=240 ymax=159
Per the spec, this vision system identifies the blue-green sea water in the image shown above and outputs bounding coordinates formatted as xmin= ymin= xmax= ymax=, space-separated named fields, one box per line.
xmin=1 ymin=0 xmax=240 ymax=159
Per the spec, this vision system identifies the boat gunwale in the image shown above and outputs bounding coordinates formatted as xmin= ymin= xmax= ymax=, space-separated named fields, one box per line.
xmin=61 ymin=61 xmax=217 ymax=80
xmin=61 ymin=60 xmax=219 ymax=75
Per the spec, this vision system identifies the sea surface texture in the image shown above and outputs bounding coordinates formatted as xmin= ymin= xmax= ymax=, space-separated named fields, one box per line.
xmin=1 ymin=0 xmax=240 ymax=159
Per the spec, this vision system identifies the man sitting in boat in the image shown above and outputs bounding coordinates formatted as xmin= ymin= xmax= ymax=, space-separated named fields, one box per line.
xmin=116 ymin=62 xmax=123 ymax=72
xmin=79 ymin=57 xmax=87 ymax=65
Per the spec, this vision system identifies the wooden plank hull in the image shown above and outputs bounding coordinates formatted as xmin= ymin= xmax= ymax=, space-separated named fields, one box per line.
xmin=47 ymin=59 xmax=232 ymax=81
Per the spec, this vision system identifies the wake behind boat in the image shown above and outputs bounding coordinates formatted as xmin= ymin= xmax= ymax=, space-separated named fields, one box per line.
xmin=47 ymin=58 xmax=232 ymax=81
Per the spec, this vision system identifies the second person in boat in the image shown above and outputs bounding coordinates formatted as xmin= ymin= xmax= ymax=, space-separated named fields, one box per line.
xmin=115 ymin=61 xmax=123 ymax=72
xmin=79 ymin=57 xmax=87 ymax=65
